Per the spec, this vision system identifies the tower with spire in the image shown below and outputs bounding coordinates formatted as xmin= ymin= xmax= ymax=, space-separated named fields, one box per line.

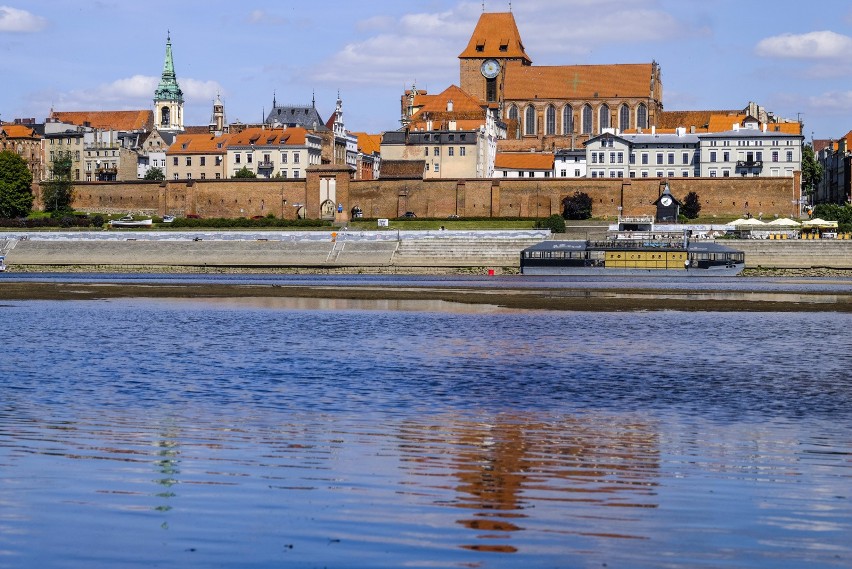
xmin=154 ymin=32 xmax=185 ymax=132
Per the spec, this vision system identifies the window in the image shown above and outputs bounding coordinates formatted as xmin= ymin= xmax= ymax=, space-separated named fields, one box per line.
xmin=772 ymin=151 xmax=779 ymax=162
xmin=656 ymin=171 xmax=663 ymax=177
xmin=682 ymin=171 xmax=689 ymax=177
xmin=174 ymin=173 xmax=179 ymax=180
xmin=610 ymin=171 xmax=617 ymax=178
xmin=642 ymin=171 xmax=649 ymax=178
xmin=667 ymin=153 xmax=674 ymax=165
xmin=637 ymin=103 xmax=648 ymax=129
xmin=448 ymin=147 xmax=454 ymax=157
xmin=503 ymin=171 xmax=508 ymax=177
xmin=545 ymin=105 xmax=556 ymax=135
xmin=459 ymin=147 xmax=466 ymax=156
xmin=235 ymin=154 xmax=241 ymax=164
xmin=642 ymin=153 xmax=649 ymax=165
xmin=582 ymin=104 xmax=593 ymax=134
xmin=682 ymin=152 xmax=689 ymax=164
xmin=424 ymin=147 xmax=429 ymax=156
xmin=723 ymin=170 xmax=730 ymax=177
xmin=201 ymin=173 xmax=206 ymax=179
xmin=173 ymin=157 xmax=178 ymax=166
xmin=294 ymin=153 xmax=300 ymax=163
xmin=186 ymin=157 xmax=192 ymax=166
xmin=187 ymin=173 xmax=192 ymax=180
xmin=434 ymin=164 xmax=440 ymax=173
xmin=619 ymin=104 xmax=630 ymax=131
xmin=723 ymin=151 xmax=730 ymax=162
xmin=710 ymin=151 xmax=717 ymax=163
xmin=787 ymin=151 xmax=793 ymax=161
xmin=247 ymin=154 xmax=253 ymax=164
xmin=508 ymin=105 xmax=520 ymax=138
xmin=629 ymin=153 xmax=635 ymax=164
xmin=294 ymin=169 xmax=300 ymax=178
xmin=525 ymin=105 xmax=536 ymax=136
xmin=756 ymin=151 xmax=762 ymax=162
xmin=599 ymin=104 xmax=610 ymax=132
xmin=281 ymin=153 xmax=288 ymax=163
xmin=562 ymin=105 xmax=573 ymax=134
xmin=432 ymin=147 xmax=439 ymax=156
xmin=609 ymin=152 xmax=615 ymax=163
xmin=617 ymin=152 xmax=624 ymax=163
xmin=592 ymin=153 xmax=598 ymax=164
xmin=710 ymin=170 xmax=717 ymax=177
xmin=560 ymin=169 xmax=567 ymax=177
xmin=575 ymin=169 xmax=581 ymax=177
xmin=656 ymin=153 xmax=663 ymax=165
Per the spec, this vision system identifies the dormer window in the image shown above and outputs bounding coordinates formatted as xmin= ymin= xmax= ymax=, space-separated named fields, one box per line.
xmin=499 ymin=42 xmax=508 ymax=52
xmin=476 ymin=43 xmax=485 ymax=52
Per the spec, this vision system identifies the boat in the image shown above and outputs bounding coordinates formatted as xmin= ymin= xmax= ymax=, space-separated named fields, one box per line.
xmin=162 ymin=215 xmax=175 ymax=223
xmin=109 ymin=215 xmax=153 ymax=228
xmin=521 ymin=216 xmax=745 ymax=276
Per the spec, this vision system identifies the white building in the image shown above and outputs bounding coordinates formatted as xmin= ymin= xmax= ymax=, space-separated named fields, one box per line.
xmin=553 ymin=149 xmax=586 ymax=178
xmin=698 ymin=123 xmax=803 ymax=178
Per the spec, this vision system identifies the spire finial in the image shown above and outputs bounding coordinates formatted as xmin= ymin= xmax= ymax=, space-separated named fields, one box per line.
xmin=312 ymin=90 xmax=316 ymax=108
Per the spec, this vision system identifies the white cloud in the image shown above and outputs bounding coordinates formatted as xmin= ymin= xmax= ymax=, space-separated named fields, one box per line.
xmin=807 ymin=90 xmax=852 ymax=112
xmin=311 ymin=0 xmax=694 ymax=88
xmin=756 ymin=31 xmax=852 ymax=59
xmin=0 ymin=6 xmax=47 ymax=32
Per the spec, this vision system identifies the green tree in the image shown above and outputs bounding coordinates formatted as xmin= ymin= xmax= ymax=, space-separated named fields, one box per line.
xmin=536 ymin=213 xmax=566 ymax=233
xmin=233 ymin=166 xmax=257 ymax=179
xmin=681 ymin=191 xmax=702 ymax=219
xmin=42 ymin=153 xmax=74 ymax=215
xmin=0 ymin=150 xmax=34 ymax=218
xmin=801 ymin=143 xmax=822 ymax=202
xmin=144 ymin=166 xmax=165 ymax=181
xmin=562 ymin=191 xmax=592 ymax=220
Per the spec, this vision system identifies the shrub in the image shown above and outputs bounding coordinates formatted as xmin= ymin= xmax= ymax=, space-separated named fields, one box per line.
xmin=535 ymin=214 xmax=566 ymax=233
xmin=562 ymin=191 xmax=593 ymax=220
xmin=682 ymin=191 xmax=702 ymax=219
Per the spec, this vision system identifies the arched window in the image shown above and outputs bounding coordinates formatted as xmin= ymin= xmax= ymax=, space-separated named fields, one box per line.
xmin=619 ymin=104 xmax=631 ymax=131
xmin=525 ymin=105 xmax=536 ymax=136
xmin=161 ymin=107 xmax=171 ymax=127
xmin=545 ymin=105 xmax=556 ymax=135
xmin=599 ymin=104 xmax=610 ymax=132
xmin=562 ymin=105 xmax=573 ymax=135
xmin=637 ymin=103 xmax=648 ymax=130
xmin=508 ymin=105 xmax=520 ymax=138
xmin=581 ymin=104 xmax=593 ymax=134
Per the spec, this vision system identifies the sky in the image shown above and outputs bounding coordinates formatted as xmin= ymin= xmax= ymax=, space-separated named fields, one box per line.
xmin=2 ymin=0 xmax=852 ymax=140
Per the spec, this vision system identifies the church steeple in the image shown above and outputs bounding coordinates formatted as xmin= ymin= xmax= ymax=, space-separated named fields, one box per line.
xmin=154 ymin=32 xmax=185 ymax=132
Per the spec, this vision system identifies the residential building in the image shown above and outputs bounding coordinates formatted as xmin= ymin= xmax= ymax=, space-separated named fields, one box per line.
xmin=699 ymin=123 xmax=803 ymax=179
xmin=382 ymin=84 xmax=504 ymax=179
xmin=42 ymin=120 xmax=86 ymax=182
xmin=225 ymin=127 xmax=322 ymax=179
xmin=0 ymin=121 xmax=44 ymax=182
xmin=137 ymin=129 xmax=177 ymax=179
xmin=814 ymin=134 xmax=852 ymax=204
xmin=166 ymin=132 xmax=230 ymax=180
xmin=554 ymin=149 xmax=586 ymax=178
xmin=494 ymin=153 xmax=554 ymax=178
xmin=584 ymin=129 xmax=699 ymax=180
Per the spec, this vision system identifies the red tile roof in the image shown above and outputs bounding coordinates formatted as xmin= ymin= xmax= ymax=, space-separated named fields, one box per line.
xmin=168 ymin=133 xmax=231 ymax=154
xmin=51 ymin=110 xmax=154 ymax=131
xmin=352 ymin=132 xmax=382 ymax=155
xmin=459 ymin=12 xmax=531 ymax=63
xmin=503 ymin=63 xmax=654 ymax=100
xmin=0 ymin=124 xmax=40 ymax=138
xmin=226 ymin=127 xmax=309 ymax=147
xmin=495 ymin=152 xmax=554 ymax=170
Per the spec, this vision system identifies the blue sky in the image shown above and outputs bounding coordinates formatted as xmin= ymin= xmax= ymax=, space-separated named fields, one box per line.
xmin=2 ymin=0 xmax=852 ymax=140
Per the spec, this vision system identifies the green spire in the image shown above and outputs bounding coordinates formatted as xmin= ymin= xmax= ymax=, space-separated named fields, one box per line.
xmin=155 ymin=32 xmax=183 ymax=103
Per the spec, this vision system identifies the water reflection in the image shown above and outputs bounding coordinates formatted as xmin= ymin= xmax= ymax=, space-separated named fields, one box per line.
xmin=396 ymin=414 xmax=660 ymax=554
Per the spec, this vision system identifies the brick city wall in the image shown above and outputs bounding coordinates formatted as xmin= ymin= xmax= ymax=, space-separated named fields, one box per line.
xmin=49 ymin=170 xmax=800 ymax=220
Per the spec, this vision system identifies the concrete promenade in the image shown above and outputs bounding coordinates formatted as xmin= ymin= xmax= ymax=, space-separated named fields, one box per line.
xmin=2 ymin=230 xmax=851 ymax=270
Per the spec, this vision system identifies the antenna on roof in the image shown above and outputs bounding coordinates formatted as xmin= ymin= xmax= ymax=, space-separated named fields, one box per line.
xmin=509 ymin=1 xmax=512 ymax=11
xmin=482 ymin=1 xmax=485 ymax=12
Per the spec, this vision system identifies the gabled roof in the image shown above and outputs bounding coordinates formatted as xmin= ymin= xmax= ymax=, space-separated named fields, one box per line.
xmin=495 ymin=152 xmax=554 ymax=170
xmin=459 ymin=12 xmax=531 ymax=63
xmin=167 ymin=133 xmax=231 ymax=154
xmin=51 ymin=110 xmax=154 ymax=131
xmin=352 ymin=132 xmax=382 ymax=155
xmin=265 ymin=104 xmax=328 ymax=131
xmin=503 ymin=63 xmax=654 ymax=100
xmin=0 ymin=124 xmax=40 ymax=138
xmin=412 ymin=85 xmax=485 ymax=118
xmin=656 ymin=110 xmax=739 ymax=131
xmin=225 ymin=126 xmax=311 ymax=148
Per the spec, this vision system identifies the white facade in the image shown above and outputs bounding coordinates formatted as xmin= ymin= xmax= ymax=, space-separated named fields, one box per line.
xmin=226 ymin=133 xmax=322 ymax=179
xmin=554 ymin=150 xmax=586 ymax=178
xmin=699 ymin=126 xmax=803 ymax=178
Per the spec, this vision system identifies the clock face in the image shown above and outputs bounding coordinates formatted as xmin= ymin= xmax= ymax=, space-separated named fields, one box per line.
xmin=481 ymin=59 xmax=500 ymax=79
xmin=660 ymin=195 xmax=673 ymax=207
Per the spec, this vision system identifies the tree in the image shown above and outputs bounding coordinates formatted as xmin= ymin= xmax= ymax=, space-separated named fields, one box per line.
xmin=144 ymin=166 xmax=165 ymax=181
xmin=562 ymin=191 xmax=592 ymax=220
xmin=536 ymin=213 xmax=566 ymax=233
xmin=681 ymin=191 xmax=702 ymax=219
xmin=233 ymin=166 xmax=257 ymax=179
xmin=801 ymin=143 xmax=822 ymax=202
xmin=42 ymin=153 xmax=74 ymax=215
xmin=0 ymin=150 xmax=34 ymax=218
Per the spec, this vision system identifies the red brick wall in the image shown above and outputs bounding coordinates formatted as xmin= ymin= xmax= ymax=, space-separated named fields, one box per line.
xmin=55 ymin=174 xmax=800 ymax=220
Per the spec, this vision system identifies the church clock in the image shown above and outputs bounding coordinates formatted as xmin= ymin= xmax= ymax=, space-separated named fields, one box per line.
xmin=480 ymin=59 xmax=501 ymax=79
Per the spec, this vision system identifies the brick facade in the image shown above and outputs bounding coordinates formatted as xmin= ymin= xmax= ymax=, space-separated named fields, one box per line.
xmin=54 ymin=168 xmax=801 ymax=221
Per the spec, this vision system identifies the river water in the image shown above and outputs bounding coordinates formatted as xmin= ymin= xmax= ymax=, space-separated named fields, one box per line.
xmin=0 ymin=287 xmax=850 ymax=568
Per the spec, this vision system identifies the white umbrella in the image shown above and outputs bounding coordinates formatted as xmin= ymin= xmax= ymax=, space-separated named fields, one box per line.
xmin=802 ymin=218 xmax=838 ymax=229
xmin=734 ymin=218 xmax=766 ymax=226
xmin=766 ymin=218 xmax=801 ymax=227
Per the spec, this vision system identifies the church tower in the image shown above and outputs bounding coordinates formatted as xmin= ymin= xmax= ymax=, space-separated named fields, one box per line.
xmin=154 ymin=33 xmax=184 ymax=132
xmin=458 ymin=12 xmax=531 ymax=106
xmin=208 ymin=94 xmax=227 ymax=134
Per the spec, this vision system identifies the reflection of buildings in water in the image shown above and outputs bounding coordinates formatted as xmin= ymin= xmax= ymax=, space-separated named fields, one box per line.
xmin=396 ymin=415 xmax=661 ymax=553
xmin=153 ymin=429 xmax=181 ymax=518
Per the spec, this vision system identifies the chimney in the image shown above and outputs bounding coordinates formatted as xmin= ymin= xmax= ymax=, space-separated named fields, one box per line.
xmin=651 ymin=126 xmax=656 ymax=135
xmin=733 ymin=123 xmax=740 ymax=131
xmin=676 ymin=127 xmax=686 ymax=137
